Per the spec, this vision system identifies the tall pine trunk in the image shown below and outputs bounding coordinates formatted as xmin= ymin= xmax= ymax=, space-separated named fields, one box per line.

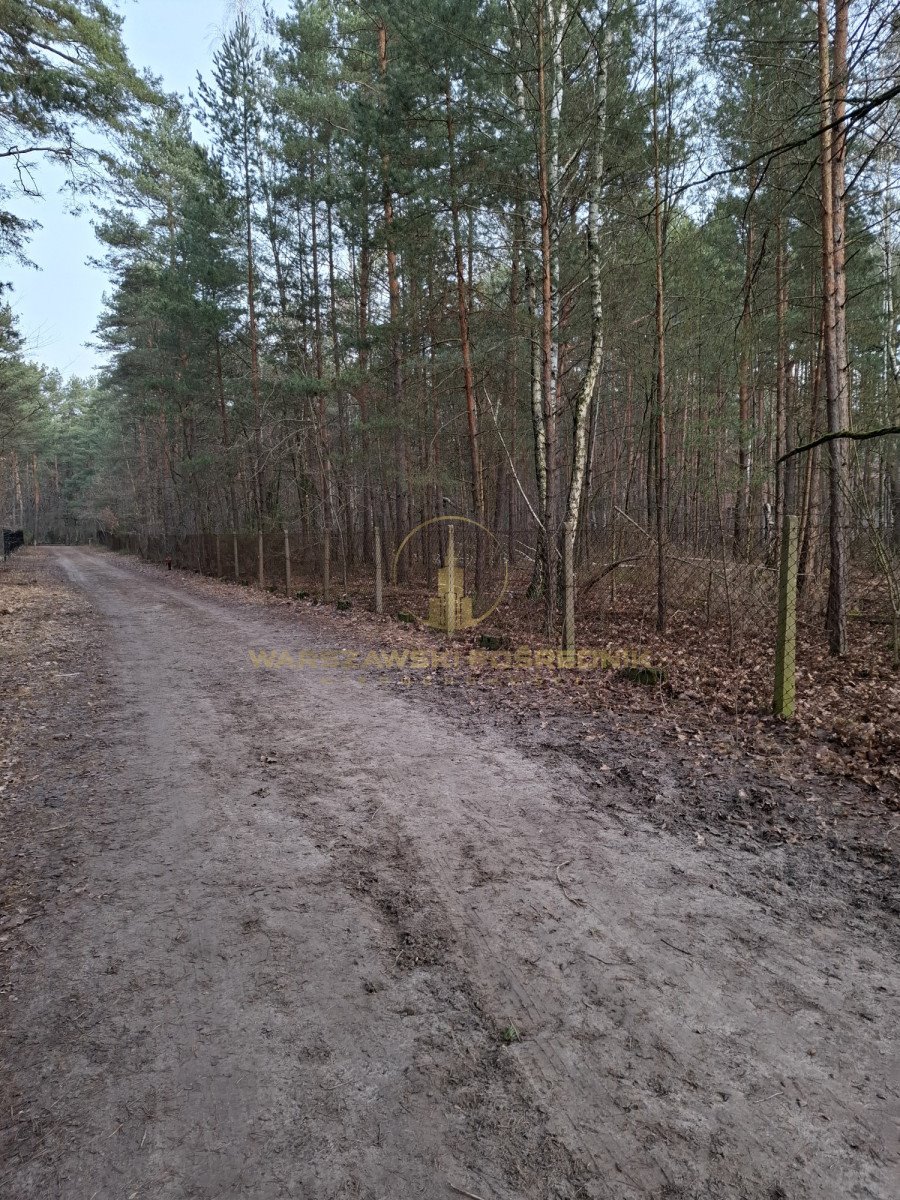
xmin=818 ymin=0 xmax=851 ymax=656
xmin=445 ymin=77 xmax=485 ymax=586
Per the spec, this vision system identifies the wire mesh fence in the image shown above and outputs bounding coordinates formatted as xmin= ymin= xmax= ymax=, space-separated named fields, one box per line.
xmin=103 ymin=506 xmax=897 ymax=714
xmin=99 ymin=441 xmax=898 ymax=763
xmin=577 ymin=501 xmax=895 ymax=720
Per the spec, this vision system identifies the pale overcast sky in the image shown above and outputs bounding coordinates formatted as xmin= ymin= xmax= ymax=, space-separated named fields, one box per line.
xmin=4 ymin=0 xmax=290 ymax=380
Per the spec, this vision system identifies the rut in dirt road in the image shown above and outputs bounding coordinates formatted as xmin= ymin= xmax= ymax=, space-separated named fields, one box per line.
xmin=2 ymin=547 xmax=897 ymax=1200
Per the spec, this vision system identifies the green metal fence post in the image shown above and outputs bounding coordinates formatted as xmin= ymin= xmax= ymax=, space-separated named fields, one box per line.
xmin=773 ymin=513 xmax=799 ymax=717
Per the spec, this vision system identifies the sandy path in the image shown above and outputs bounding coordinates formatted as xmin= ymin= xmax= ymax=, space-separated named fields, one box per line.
xmin=2 ymin=547 xmax=897 ymax=1200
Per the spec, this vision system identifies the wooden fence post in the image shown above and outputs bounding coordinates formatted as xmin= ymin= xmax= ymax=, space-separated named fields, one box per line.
xmin=374 ymin=525 xmax=383 ymax=614
xmin=446 ymin=524 xmax=456 ymax=636
xmin=284 ymin=527 xmax=291 ymax=597
xmin=773 ymin=513 xmax=799 ymax=717
xmin=322 ymin=527 xmax=331 ymax=602
xmin=258 ymin=529 xmax=265 ymax=590
xmin=233 ymin=532 xmax=239 ymax=582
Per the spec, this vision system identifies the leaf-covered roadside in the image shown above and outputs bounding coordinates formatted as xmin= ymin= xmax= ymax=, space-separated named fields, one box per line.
xmin=251 ymin=569 xmax=900 ymax=799
xmin=0 ymin=554 xmax=104 ymax=953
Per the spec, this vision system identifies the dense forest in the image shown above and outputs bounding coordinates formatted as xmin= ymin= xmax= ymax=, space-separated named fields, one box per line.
xmin=1 ymin=0 xmax=899 ymax=657
xmin=5 ymin=9 xmax=900 ymax=1192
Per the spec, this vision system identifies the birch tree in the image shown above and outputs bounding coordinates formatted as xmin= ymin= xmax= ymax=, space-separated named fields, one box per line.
xmin=561 ymin=1 xmax=610 ymax=651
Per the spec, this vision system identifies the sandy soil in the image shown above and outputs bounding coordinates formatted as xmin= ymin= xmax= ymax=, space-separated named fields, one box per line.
xmin=1 ymin=546 xmax=897 ymax=1200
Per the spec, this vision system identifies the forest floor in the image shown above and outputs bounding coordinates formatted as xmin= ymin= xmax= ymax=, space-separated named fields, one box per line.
xmin=304 ymin=557 xmax=900 ymax=793
xmin=1 ymin=546 xmax=897 ymax=1200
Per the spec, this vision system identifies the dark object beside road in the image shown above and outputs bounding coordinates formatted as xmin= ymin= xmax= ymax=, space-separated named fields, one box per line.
xmin=3 ymin=529 xmax=24 ymax=559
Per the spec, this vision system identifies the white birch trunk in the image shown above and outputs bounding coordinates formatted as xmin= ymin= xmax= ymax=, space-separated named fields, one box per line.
xmin=547 ymin=0 xmax=569 ymax=451
xmin=562 ymin=2 xmax=609 ymax=652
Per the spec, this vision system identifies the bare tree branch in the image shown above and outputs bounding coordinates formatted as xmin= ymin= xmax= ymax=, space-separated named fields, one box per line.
xmin=779 ymin=427 xmax=900 ymax=463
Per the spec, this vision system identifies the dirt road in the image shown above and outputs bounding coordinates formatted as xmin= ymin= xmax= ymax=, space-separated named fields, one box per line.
xmin=2 ymin=548 xmax=897 ymax=1199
